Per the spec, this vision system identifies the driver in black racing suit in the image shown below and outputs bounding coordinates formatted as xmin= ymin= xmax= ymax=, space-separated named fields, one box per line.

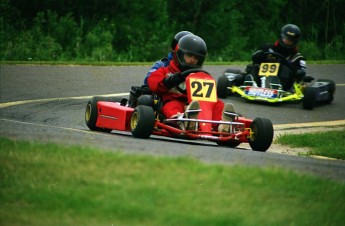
xmin=246 ymin=24 xmax=310 ymax=91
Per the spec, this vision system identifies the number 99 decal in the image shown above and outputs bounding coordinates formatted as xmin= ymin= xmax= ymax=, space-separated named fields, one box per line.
xmin=188 ymin=78 xmax=217 ymax=102
xmin=259 ymin=63 xmax=280 ymax=76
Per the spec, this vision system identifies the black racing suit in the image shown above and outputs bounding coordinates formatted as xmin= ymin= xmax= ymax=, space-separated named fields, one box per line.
xmin=249 ymin=40 xmax=307 ymax=90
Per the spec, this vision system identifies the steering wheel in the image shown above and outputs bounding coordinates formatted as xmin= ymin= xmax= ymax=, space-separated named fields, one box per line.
xmin=262 ymin=51 xmax=293 ymax=70
xmin=176 ymin=68 xmax=210 ymax=94
xmin=180 ymin=68 xmax=210 ymax=77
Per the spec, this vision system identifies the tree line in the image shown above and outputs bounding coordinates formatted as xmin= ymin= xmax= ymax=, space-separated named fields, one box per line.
xmin=1 ymin=0 xmax=344 ymax=62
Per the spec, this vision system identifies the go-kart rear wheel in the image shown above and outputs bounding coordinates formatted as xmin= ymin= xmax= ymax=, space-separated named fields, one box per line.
xmin=137 ymin=94 xmax=154 ymax=107
xmin=130 ymin=105 xmax=155 ymax=139
xmin=217 ymin=75 xmax=230 ymax=98
xmin=317 ymin=79 xmax=336 ymax=104
xmin=303 ymin=86 xmax=317 ymax=110
xmin=249 ymin=118 xmax=273 ymax=152
xmin=224 ymin=68 xmax=242 ymax=74
xmin=85 ymin=97 xmax=112 ymax=132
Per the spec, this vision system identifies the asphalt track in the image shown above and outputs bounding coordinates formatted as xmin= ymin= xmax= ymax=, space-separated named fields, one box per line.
xmin=1 ymin=64 xmax=345 ymax=182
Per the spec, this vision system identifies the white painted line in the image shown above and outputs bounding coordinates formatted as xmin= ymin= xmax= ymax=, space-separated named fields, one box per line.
xmin=0 ymin=118 xmax=110 ymax=136
xmin=0 ymin=93 xmax=129 ymax=109
xmin=310 ymin=155 xmax=342 ymax=161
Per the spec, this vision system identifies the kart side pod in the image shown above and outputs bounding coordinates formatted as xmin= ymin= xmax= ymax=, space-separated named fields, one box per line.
xmin=96 ymin=101 xmax=134 ymax=131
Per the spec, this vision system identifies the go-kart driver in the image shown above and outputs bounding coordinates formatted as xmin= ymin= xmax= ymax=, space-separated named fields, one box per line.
xmin=128 ymin=31 xmax=193 ymax=107
xmin=143 ymin=30 xmax=193 ymax=85
xmin=147 ymin=34 xmax=235 ymax=132
xmin=247 ymin=24 xmax=311 ymax=91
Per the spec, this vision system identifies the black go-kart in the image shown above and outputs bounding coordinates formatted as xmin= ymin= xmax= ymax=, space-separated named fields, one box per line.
xmin=217 ymin=52 xmax=336 ymax=110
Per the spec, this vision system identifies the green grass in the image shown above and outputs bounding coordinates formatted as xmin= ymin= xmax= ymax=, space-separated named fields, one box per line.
xmin=1 ymin=137 xmax=345 ymax=226
xmin=275 ymin=128 xmax=345 ymax=160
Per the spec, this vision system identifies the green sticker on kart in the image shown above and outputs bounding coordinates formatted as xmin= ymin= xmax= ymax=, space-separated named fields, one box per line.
xmin=259 ymin=63 xmax=280 ymax=77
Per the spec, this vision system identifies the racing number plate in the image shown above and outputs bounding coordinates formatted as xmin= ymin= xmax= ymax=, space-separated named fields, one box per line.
xmin=259 ymin=63 xmax=280 ymax=76
xmin=189 ymin=78 xmax=217 ymax=102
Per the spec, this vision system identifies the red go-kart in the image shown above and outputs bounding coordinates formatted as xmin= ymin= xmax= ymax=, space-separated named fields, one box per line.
xmin=85 ymin=69 xmax=274 ymax=152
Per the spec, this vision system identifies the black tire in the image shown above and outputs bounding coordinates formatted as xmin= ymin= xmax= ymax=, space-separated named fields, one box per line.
xmin=216 ymin=140 xmax=241 ymax=147
xmin=130 ymin=105 xmax=155 ymax=139
xmin=303 ymin=86 xmax=317 ymax=110
xmin=317 ymin=79 xmax=336 ymax=104
xmin=224 ymin=68 xmax=245 ymax=86
xmin=224 ymin=68 xmax=242 ymax=74
xmin=217 ymin=75 xmax=230 ymax=98
xmin=249 ymin=118 xmax=274 ymax=152
xmin=85 ymin=97 xmax=112 ymax=132
xmin=137 ymin=94 xmax=154 ymax=107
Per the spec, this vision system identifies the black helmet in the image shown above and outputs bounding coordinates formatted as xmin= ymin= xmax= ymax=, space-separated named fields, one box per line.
xmin=176 ymin=34 xmax=207 ymax=71
xmin=171 ymin=31 xmax=193 ymax=51
xmin=279 ymin=24 xmax=301 ymax=48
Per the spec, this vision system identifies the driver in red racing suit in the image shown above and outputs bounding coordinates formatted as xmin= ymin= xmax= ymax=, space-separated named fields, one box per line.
xmin=148 ymin=34 xmax=235 ymax=132
xmin=128 ymin=31 xmax=193 ymax=107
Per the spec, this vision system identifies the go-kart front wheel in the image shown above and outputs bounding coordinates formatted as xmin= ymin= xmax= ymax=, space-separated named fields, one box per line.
xmin=303 ymin=86 xmax=317 ymax=110
xmin=249 ymin=118 xmax=274 ymax=152
xmin=130 ymin=105 xmax=155 ymax=139
xmin=85 ymin=97 xmax=112 ymax=132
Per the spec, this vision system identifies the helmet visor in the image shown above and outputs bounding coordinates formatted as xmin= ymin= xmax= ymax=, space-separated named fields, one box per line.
xmin=184 ymin=52 xmax=205 ymax=67
xmin=281 ymin=33 xmax=299 ymax=47
xmin=177 ymin=50 xmax=205 ymax=70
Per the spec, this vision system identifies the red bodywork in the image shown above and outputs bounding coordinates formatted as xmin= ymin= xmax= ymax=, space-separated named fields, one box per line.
xmin=96 ymin=102 xmax=134 ymax=131
xmin=95 ymin=72 xmax=254 ymax=144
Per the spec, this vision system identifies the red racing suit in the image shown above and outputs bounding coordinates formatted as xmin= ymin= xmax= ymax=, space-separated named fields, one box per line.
xmin=147 ymin=60 xmax=224 ymax=128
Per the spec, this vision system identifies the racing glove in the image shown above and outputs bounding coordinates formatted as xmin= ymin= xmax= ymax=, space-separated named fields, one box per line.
xmin=296 ymin=69 xmax=306 ymax=77
xmin=295 ymin=69 xmax=306 ymax=80
xmin=163 ymin=72 xmax=185 ymax=89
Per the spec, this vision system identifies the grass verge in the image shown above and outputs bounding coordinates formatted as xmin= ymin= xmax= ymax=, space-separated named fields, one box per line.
xmin=1 ymin=137 xmax=345 ymax=226
xmin=275 ymin=128 xmax=345 ymax=160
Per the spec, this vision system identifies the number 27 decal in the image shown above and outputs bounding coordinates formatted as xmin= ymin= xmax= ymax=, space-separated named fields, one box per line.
xmin=189 ymin=78 xmax=217 ymax=102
